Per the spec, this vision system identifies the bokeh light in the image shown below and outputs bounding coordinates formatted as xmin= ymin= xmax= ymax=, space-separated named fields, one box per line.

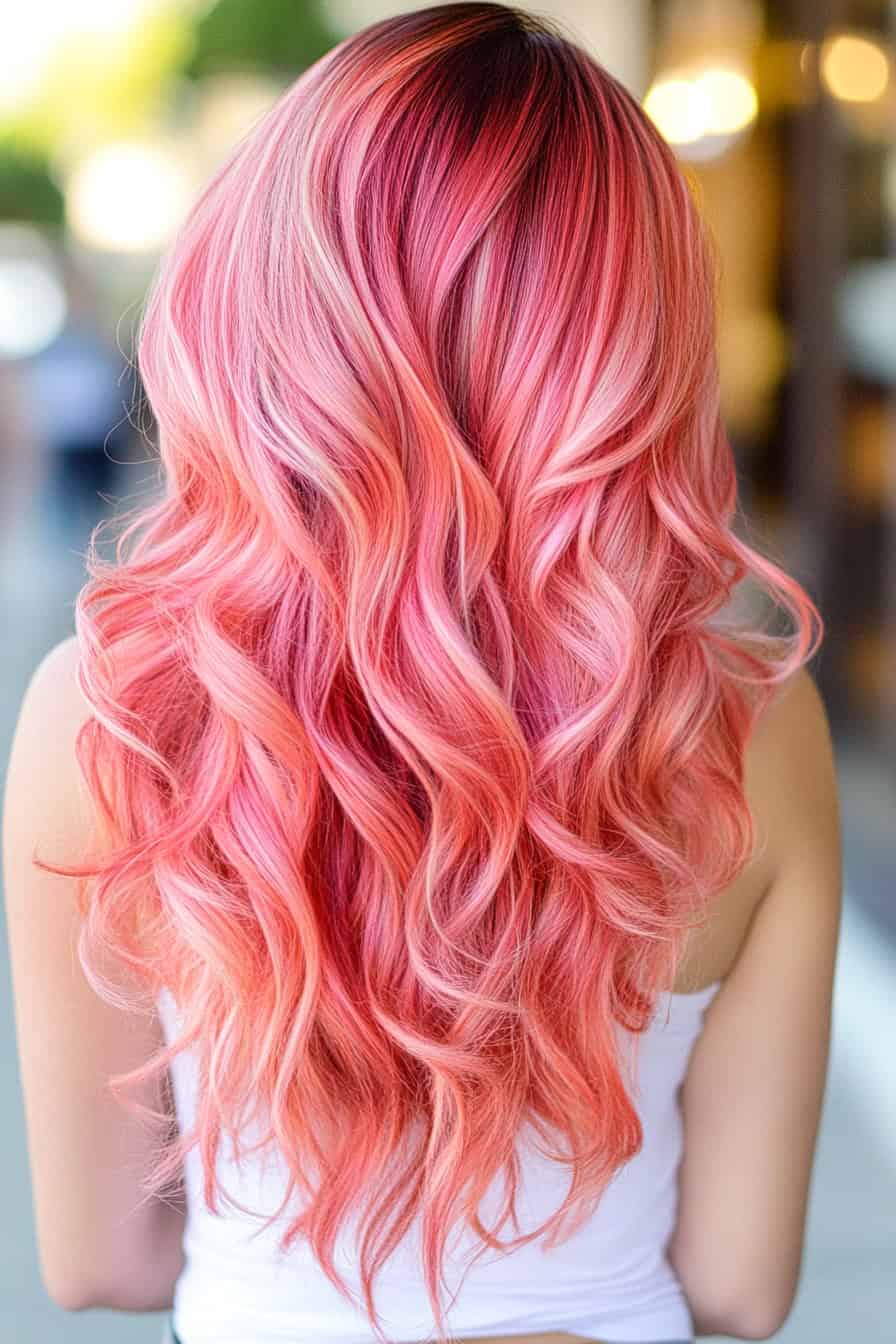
xmin=821 ymin=32 xmax=891 ymax=104
xmin=65 ymin=141 xmax=194 ymax=253
xmin=644 ymin=76 xmax=711 ymax=145
xmin=644 ymin=66 xmax=758 ymax=156
xmin=696 ymin=68 xmax=759 ymax=135
xmin=0 ymin=259 xmax=67 ymax=359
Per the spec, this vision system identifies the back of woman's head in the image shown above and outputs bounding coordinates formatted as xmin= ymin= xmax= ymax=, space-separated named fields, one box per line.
xmin=51 ymin=4 xmax=821 ymax=1340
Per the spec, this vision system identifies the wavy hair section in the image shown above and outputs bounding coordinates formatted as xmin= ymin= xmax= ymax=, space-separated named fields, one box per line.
xmin=38 ymin=4 xmax=823 ymax=1341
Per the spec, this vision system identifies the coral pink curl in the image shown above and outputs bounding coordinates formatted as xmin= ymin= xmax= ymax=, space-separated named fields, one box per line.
xmin=38 ymin=4 xmax=822 ymax=1341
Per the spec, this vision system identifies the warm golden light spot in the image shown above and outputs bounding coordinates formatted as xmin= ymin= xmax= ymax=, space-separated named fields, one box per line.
xmin=821 ymin=33 xmax=890 ymax=103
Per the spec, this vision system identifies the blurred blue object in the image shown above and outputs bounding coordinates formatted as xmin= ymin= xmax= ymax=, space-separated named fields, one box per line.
xmin=839 ymin=260 xmax=896 ymax=386
xmin=22 ymin=319 xmax=133 ymax=542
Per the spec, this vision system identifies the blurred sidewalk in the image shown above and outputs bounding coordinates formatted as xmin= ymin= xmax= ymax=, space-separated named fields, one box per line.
xmin=0 ymin=503 xmax=894 ymax=1342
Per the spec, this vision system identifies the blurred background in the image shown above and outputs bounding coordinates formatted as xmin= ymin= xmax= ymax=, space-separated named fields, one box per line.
xmin=0 ymin=0 xmax=893 ymax=1340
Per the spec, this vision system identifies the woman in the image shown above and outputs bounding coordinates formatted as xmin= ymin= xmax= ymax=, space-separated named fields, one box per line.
xmin=3 ymin=5 xmax=842 ymax=1344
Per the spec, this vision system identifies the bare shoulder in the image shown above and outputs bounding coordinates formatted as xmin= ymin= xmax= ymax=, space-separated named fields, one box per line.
xmin=750 ymin=662 xmax=834 ymax=750
xmin=3 ymin=634 xmax=94 ymax=868
xmin=15 ymin=633 xmax=87 ymax=739
xmin=679 ymin=665 xmax=839 ymax=987
xmin=25 ymin=632 xmax=84 ymax=707
xmin=742 ymin=664 xmax=840 ymax=893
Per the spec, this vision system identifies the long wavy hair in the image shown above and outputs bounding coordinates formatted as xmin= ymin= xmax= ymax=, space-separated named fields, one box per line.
xmin=40 ymin=4 xmax=822 ymax=1340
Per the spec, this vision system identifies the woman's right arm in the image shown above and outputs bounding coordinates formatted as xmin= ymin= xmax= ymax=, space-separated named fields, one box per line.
xmin=667 ymin=667 xmax=843 ymax=1340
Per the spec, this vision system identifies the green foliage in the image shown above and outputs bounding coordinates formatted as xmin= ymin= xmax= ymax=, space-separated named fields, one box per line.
xmin=183 ymin=0 xmax=339 ymax=79
xmin=0 ymin=138 xmax=64 ymax=228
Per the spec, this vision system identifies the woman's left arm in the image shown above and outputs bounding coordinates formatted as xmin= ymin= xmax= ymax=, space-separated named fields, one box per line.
xmin=2 ymin=634 xmax=186 ymax=1312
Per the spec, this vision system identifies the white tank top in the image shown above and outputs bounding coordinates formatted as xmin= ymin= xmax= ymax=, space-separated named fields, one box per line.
xmin=157 ymin=979 xmax=721 ymax=1344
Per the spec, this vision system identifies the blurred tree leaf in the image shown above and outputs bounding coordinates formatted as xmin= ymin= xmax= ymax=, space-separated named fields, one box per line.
xmin=0 ymin=139 xmax=64 ymax=227
xmin=184 ymin=0 xmax=338 ymax=79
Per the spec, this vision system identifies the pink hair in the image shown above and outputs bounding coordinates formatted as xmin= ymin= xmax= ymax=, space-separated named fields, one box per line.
xmin=39 ymin=4 xmax=822 ymax=1340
